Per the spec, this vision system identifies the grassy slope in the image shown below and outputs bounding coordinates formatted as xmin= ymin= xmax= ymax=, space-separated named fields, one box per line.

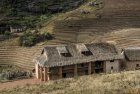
xmin=0 ymin=71 xmax=140 ymax=94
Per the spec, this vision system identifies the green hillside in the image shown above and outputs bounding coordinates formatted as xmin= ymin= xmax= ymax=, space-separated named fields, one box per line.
xmin=0 ymin=0 xmax=86 ymax=29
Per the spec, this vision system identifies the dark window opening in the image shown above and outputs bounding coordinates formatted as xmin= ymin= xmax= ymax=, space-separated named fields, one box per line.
xmin=110 ymin=60 xmax=114 ymax=62
xmin=94 ymin=61 xmax=104 ymax=73
xmin=61 ymin=53 xmax=72 ymax=57
xmin=81 ymin=64 xmax=84 ymax=67
xmin=62 ymin=73 xmax=67 ymax=78
xmin=32 ymin=69 xmax=35 ymax=73
xmin=95 ymin=61 xmax=104 ymax=68
xmin=111 ymin=66 xmax=114 ymax=70
xmin=85 ymin=70 xmax=88 ymax=75
xmin=81 ymin=51 xmax=92 ymax=56
xmin=136 ymin=64 xmax=140 ymax=70
xmin=136 ymin=64 xmax=139 ymax=67
xmin=95 ymin=68 xmax=103 ymax=73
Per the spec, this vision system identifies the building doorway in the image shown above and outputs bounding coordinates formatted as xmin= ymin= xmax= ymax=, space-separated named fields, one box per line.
xmin=62 ymin=73 xmax=67 ymax=78
xmin=94 ymin=61 xmax=104 ymax=73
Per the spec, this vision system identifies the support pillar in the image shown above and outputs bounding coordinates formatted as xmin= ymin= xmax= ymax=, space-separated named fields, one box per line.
xmin=74 ymin=64 xmax=78 ymax=77
xmin=40 ymin=67 xmax=44 ymax=81
xmin=47 ymin=68 xmax=50 ymax=81
xmin=88 ymin=62 xmax=91 ymax=75
xmin=36 ymin=64 xmax=40 ymax=79
xmin=103 ymin=61 xmax=106 ymax=73
xmin=58 ymin=66 xmax=62 ymax=79
xmin=44 ymin=67 xmax=48 ymax=81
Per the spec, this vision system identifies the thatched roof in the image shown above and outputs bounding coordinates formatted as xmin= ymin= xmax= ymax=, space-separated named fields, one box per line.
xmin=76 ymin=44 xmax=89 ymax=52
xmin=124 ymin=47 xmax=140 ymax=61
xmin=34 ymin=43 xmax=122 ymax=67
xmin=56 ymin=46 xmax=68 ymax=54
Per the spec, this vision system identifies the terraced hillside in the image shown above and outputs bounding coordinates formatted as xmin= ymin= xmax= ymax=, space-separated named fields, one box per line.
xmin=0 ymin=46 xmax=43 ymax=70
xmin=51 ymin=0 xmax=140 ymax=46
xmin=103 ymin=29 xmax=140 ymax=49
xmin=53 ymin=18 xmax=140 ymax=43
xmin=99 ymin=0 xmax=140 ymax=18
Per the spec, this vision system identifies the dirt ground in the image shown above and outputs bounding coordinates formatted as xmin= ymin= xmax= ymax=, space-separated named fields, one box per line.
xmin=0 ymin=78 xmax=41 ymax=90
xmin=99 ymin=0 xmax=140 ymax=17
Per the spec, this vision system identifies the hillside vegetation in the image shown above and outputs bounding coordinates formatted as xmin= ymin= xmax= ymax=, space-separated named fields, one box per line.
xmin=0 ymin=0 xmax=140 ymax=47
xmin=0 ymin=71 xmax=140 ymax=94
xmin=0 ymin=0 xmax=86 ymax=31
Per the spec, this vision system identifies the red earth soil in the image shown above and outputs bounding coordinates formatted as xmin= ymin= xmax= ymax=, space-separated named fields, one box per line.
xmin=0 ymin=78 xmax=41 ymax=90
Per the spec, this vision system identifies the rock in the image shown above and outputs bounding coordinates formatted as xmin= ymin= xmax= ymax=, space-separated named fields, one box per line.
xmin=80 ymin=10 xmax=90 ymax=14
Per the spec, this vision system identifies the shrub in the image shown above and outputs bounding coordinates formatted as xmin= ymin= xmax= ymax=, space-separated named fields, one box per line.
xmin=19 ymin=33 xmax=37 ymax=47
xmin=4 ymin=31 xmax=12 ymax=39
xmin=0 ymin=70 xmax=32 ymax=80
xmin=19 ymin=31 xmax=53 ymax=47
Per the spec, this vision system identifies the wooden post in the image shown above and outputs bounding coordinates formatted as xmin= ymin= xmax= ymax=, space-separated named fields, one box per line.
xmin=74 ymin=64 xmax=78 ymax=77
xmin=58 ymin=67 xmax=62 ymax=79
xmin=88 ymin=62 xmax=91 ymax=75
xmin=44 ymin=67 xmax=48 ymax=81
xmin=47 ymin=68 xmax=50 ymax=81
xmin=38 ymin=65 xmax=41 ymax=79
xmin=103 ymin=61 xmax=106 ymax=73
xmin=36 ymin=64 xmax=40 ymax=79
xmin=40 ymin=67 xmax=44 ymax=81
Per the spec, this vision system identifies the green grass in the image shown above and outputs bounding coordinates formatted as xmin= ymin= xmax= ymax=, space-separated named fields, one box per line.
xmin=0 ymin=71 xmax=140 ymax=94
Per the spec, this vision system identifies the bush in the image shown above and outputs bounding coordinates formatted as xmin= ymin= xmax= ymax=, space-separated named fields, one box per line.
xmin=4 ymin=31 xmax=11 ymax=36
xmin=19 ymin=31 xmax=53 ymax=47
xmin=0 ymin=70 xmax=32 ymax=80
xmin=4 ymin=31 xmax=12 ymax=39
xmin=19 ymin=33 xmax=37 ymax=46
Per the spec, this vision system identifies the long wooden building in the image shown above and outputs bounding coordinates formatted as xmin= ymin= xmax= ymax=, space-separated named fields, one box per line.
xmin=34 ymin=43 xmax=123 ymax=81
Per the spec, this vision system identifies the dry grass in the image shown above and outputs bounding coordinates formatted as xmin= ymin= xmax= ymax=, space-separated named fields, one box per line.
xmin=103 ymin=28 xmax=140 ymax=49
xmin=0 ymin=38 xmax=19 ymax=46
xmin=0 ymin=71 xmax=140 ymax=94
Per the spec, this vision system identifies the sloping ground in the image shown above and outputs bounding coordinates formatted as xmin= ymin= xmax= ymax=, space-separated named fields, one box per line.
xmin=0 ymin=46 xmax=44 ymax=70
xmin=51 ymin=0 xmax=140 ymax=45
xmin=53 ymin=18 xmax=140 ymax=43
xmin=99 ymin=0 xmax=140 ymax=18
xmin=0 ymin=47 xmax=17 ymax=65
xmin=103 ymin=29 xmax=140 ymax=49
xmin=0 ymin=71 xmax=140 ymax=94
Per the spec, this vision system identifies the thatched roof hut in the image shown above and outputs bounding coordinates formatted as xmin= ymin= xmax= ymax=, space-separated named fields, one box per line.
xmin=123 ymin=47 xmax=140 ymax=61
xmin=34 ymin=43 xmax=122 ymax=67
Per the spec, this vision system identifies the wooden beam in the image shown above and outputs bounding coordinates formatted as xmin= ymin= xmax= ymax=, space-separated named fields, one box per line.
xmin=40 ymin=67 xmax=44 ymax=81
xmin=88 ymin=62 xmax=91 ymax=75
xmin=36 ymin=64 xmax=40 ymax=79
xmin=38 ymin=65 xmax=41 ymax=79
xmin=44 ymin=67 xmax=48 ymax=81
xmin=103 ymin=61 xmax=106 ymax=72
xmin=47 ymin=68 xmax=50 ymax=81
xmin=58 ymin=67 xmax=62 ymax=79
xmin=74 ymin=64 xmax=78 ymax=77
